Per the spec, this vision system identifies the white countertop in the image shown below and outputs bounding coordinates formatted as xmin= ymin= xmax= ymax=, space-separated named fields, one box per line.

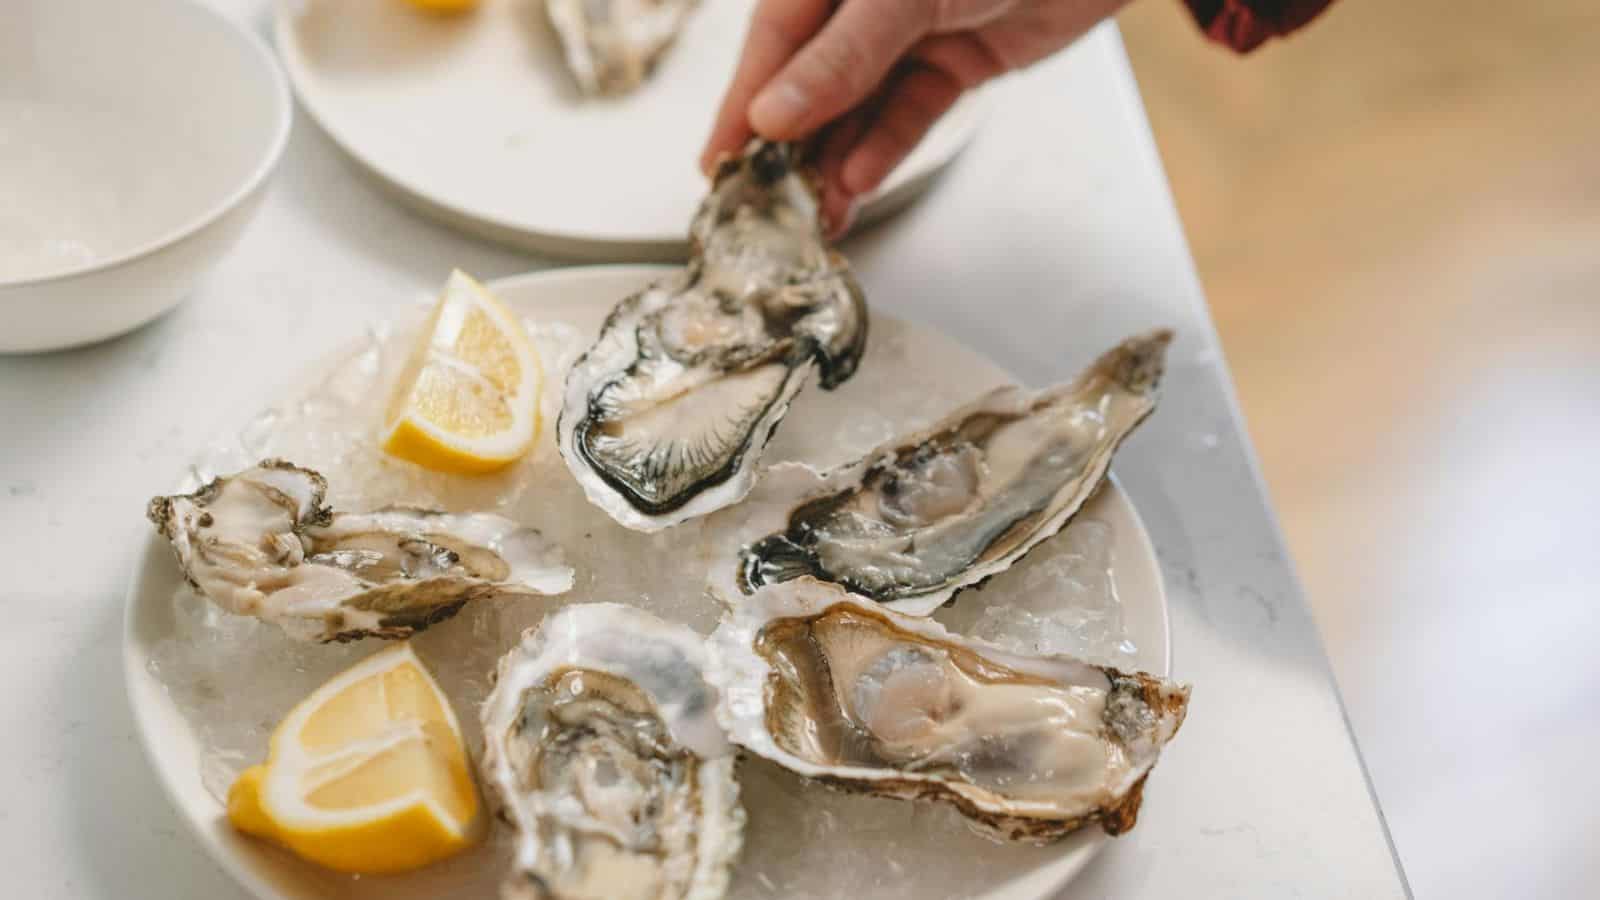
xmin=0 ymin=3 xmax=1408 ymax=897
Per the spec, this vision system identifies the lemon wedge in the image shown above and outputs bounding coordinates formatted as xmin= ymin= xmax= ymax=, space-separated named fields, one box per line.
xmin=382 ymin=270 xmax=542 ymax=474
xmin=226 ymin=643 xmax=483 ymax=874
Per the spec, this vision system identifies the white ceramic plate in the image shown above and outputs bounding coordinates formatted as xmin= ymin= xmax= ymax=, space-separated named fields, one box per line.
xmin=274 ymin=0 xmax=985 ymax=259
xmin=125 ymin=266 xmax=1170 ymax=900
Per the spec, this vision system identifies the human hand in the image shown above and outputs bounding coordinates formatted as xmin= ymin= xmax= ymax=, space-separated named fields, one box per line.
xmin=700 ymin=0 xmax=1130 ymax=234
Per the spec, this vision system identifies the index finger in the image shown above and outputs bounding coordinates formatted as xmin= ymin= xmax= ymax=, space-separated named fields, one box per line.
xmin=700 ymin=0 xmax=834 ymax=174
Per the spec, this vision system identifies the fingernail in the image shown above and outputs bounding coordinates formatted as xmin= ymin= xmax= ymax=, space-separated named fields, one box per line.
xmin=838 ymin=198 xmax=861 ymax=235
xmin=823 ymin=192 xmax=859 ymax=239
xmin=749 ymin=82 xmax=808 ymax=134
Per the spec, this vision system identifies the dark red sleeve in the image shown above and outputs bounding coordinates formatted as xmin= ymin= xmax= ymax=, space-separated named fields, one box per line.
xmin=1182 ymin=0 xmax=1337 ymax=52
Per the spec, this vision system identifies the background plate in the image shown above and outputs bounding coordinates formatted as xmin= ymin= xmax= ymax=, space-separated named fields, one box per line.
xmin=125 ymin=266 xmax=1171 ymax=900
xmin=274 ymin=0 xmax=985 ymax=260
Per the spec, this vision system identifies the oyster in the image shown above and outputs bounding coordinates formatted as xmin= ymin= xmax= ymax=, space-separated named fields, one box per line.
xmin=481 ymin=603 xmax=744 ymax=900
xmin=558 ymin=141 xmax=867 ymax=532
xmin=725 ymin=330 xmax=1171 ymax=615
xmin=708 ymin=580 xmax=1189 ymax=842
xmin=547 ymin=0 xmax=699 ymax=96
xmin=147 ymin=460 xmax=573 ymax=642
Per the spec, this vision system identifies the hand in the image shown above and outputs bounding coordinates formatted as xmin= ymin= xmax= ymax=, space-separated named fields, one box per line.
xmin=701 ymin=0 xmax=1130 ymax=234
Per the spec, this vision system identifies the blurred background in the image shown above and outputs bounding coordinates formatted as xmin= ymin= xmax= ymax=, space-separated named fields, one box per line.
xmin=1118 ymin=1 xmax=1599 ymax=896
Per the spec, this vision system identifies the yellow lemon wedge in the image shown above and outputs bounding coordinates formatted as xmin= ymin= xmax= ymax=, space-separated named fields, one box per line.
xmin=401 ymin=0 xmax=480 ymax=14
xmin=382 ymin=270 xmax=543 ymax=474
xmin=226 ymin=643 xmax=483 ymax=874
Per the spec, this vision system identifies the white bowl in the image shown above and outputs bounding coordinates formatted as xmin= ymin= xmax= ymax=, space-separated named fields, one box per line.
xmin=0 ymin=0 xmax=291 ymax=353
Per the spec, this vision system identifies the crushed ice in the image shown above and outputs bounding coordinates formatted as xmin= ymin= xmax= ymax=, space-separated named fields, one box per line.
xmin=935 ymin=519 xmax=1140 ymax=668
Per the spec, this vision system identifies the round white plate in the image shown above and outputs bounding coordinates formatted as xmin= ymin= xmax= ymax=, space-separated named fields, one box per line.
xmin=274 ymin=0 xmax=985 ymax=260
xmin=125 ymin=266 xmax=1169 ymax=900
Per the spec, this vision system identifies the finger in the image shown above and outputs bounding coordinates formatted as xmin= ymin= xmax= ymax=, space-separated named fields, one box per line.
xmin=815 ymin=109 xmax=874 ymax=237
xmin=817 ymin=108 xmax=873 ymax=204
xmin=749 ymin=0 xmax=928 ymax=141
xmin=963 ymin=0 xmax=1132 ymax=71
xmin=700 ymin=0 xmax=834 ymax=174
xmin=911 ymin=32 xmax=1010 ymax=88
xmin=840 ymin=62 xmax=964 ymax=195
xmin=822 ymin=181 xmax=860 ymax=239
xmin=927 ymin=0 xmax=1019 ymax=31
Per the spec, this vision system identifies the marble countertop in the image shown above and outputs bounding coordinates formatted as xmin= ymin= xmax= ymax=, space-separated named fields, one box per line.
xmin=0 ymin=4 xmax=1407 ymax=897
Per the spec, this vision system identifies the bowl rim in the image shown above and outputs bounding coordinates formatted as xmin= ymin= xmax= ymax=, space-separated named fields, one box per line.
xmin=0 ymin=0 xmax=292 ymax=290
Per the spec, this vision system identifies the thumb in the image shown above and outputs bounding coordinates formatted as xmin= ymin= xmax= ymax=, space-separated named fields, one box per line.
xmin=748 ymin=0 xmax=929 ymax=140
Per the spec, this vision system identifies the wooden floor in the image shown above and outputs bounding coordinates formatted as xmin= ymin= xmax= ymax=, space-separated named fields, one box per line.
xmin=1118 ymin=2 xmax=1600 ymax=896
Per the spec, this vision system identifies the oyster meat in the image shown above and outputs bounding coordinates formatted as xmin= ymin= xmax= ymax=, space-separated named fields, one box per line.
xmin=709 ymin=580 xmax=1189 ymax=842
xmin=481 ymin=603 xmax=743 ymax=900
xmin=147 ymin=460 xmax=573 ymax=642
xmin=547 ymin=0 xmax=700 ymax=96
xmin=559 ymin=141 xmax=867 ymax=532
xmin=726 ymin=330 xmax=1171 ymax=615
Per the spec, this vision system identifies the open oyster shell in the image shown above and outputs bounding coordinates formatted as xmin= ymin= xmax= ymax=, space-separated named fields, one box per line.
xmin=558 ymin=141 xmax=867 ymax=532
xmin=481 ymin=603 xmax=744 ymax=900
xmin=707 ymin=580 xmax=1189 ymax=843
xmin=721 ymin=330 xmax=1171 ymax=615
xmin=147 ymin=460 xmax=573 ymax=642
xmin=547 ymin=0 xmax=699 ymax=96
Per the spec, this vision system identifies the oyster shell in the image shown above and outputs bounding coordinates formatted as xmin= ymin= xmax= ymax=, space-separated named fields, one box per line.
xmin=708 ymin=580 xmax=1189 ymax=843
xmin=147 ymin=460 xmax=573 ymax=642
xmin=481 ymin=603 xmax=744 ymax=900
xmin=724 ymin=330 xmax=1171 ymax=615
xmin=547 ymin=0 xmax=699 ymax=96
xmin=558 ymin=141 xmax=867 ymax=532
